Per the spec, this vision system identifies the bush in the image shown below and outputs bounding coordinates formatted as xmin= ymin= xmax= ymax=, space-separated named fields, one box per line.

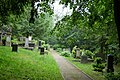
xmin=105 ymin=72 xmax=120 ymax=80
xmin=60 ymin=51 xmax=71 ymax=57
xmin=92 ymin=57 xmax=105 ymax=72
xmin=53 ymin=44 xmax=61 ymax=50
xmin=56 ymin=48 xmax=62 ymax=52
xmin=85 ymin=50 xmax=94 ymax=59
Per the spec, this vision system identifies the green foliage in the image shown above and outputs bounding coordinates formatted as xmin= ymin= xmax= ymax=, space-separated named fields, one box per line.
xmin=11 ymin=39 xmax=19 ymax=44
xmin=105 ymin=72 xmax=120 ymax=80
xmin=92 ymin=57 xmax=105 ymax=72
xmin=56 ymin=48 xmax=63 ymax=53
xmin=84 ymin=50 xmax=94 ymax=59
xmin=60 ymin=51 xmax=71 ymax=57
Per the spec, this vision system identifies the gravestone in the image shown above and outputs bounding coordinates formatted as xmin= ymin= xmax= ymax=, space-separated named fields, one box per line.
xmin=81 ymin=55 xmax=88 ymax=63
xmin=38 ymin=40 xmax=41 ymax=49
xmin=40 ymin=47 xmax=44 ymax=55
xmin=6 ymin=33 xmax=11 ymax=46
xmin=107 ymin=54 xmax=114 ymax=73
xmin=29 ymin=36 xmax=32 ymax=41
xmin=76 ymin=48 xmax=80 ymax=58
xmin=12 ymin=44 xmax=18 ymax=52
xmin=25 ymin=37 xmax=29 ymax=48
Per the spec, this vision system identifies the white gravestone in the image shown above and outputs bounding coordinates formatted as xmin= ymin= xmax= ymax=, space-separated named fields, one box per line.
xmin=25 ymin=38 xmax=29 ymax=48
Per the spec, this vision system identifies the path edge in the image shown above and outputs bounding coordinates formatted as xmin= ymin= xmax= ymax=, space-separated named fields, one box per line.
xmin=63 ymin=56 xmax=94 ymax=80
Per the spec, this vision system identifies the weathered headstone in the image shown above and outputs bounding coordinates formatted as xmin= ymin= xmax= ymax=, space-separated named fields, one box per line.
xmin=76 ymin=48 xmax=80 ymax=58
xmin=107 ymin=54 xmax=114 ymax=73
xmin=25 ymin=37 xmax=29 ymax=48
xmin=81 ymin=55 xmax=88 ymax=63
xmin=6 ymin=33 xmax=11 ymax=46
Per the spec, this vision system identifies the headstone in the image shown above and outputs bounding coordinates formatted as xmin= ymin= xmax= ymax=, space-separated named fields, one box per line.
xmin=76 ymin=48 xmax=80 ymax=58
xmin=29 ymin=36 xmax=32 ymax=41
xmin=25 ymin=38 xmax=29 ymax=48
xmin=107 ymin=54 xmax=114 ymax=73
xmin=40 ymin=47 xmax=44 ymax=55
xmin=81 ymin=55 xmax=88 ymax=63
xmin=12 ymin=44 xmax=18 ymax=52
xmin=6 ymin=34 xmax=11 ymax=46
xmin=38 ymin=40 xmax=41 ymax=49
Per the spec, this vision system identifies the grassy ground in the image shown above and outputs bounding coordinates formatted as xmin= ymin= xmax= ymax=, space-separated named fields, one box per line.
xmin=65 ymin=57 xmax=105 ymax=80
xmin=65 ymin=56 xmax=120 ymax=80
xmin=0 ymin=46 xmax=63 ymax=80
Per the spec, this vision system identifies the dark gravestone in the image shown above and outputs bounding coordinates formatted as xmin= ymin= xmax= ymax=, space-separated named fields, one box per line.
xmin=2 ymin=40 xmax=6 ymax=46
xmin=12 ymin=44 xmax=18 ymax=52
xmin=107 ymin=54 xmax=114 ymax=73
xmin=38 ymin=40 xmax=41 ymax=49
xmin=81 ymin=55 xmax=88 ymax=63
xmin=40 ymin=47 xmax=44 ymax=55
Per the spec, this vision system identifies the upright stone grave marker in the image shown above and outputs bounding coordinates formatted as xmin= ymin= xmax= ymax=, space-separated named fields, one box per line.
xmin=6 ymin=33 xmax=11 ymax=46
xmin=38 ymin=40 xmax=41 ymax=50
xmin=107 ymin=54 xmax=114 ymax=73
xmin=25 ymin=37 xmax=29 ymax=48
xmin=76 ymin=48 xmax=80 ymax=58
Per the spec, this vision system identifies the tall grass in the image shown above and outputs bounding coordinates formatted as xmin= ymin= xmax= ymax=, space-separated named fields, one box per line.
xmin=0 ymin=46 xmax=63 ymax=80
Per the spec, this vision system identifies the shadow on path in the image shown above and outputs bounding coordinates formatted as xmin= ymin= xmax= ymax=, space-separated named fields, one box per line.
xmin=50 ymin=49 xmax=93 ymax=80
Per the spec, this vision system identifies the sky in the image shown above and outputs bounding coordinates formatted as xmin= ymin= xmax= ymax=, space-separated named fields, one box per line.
xmin=35 ymin=0 xmax=73 ymax=24
xmin=52 ymin=0 xmax=73 ymax=23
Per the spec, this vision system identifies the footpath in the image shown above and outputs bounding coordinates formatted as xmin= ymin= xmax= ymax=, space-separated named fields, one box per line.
xmin=50 ymin=49 xmax=93 ymax=80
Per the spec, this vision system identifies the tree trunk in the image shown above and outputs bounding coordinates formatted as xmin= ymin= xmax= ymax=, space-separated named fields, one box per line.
xmin=114 ymin=0 xmax=120 ymax=48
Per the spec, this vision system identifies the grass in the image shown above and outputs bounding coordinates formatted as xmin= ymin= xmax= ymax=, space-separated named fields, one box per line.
xmin=65 ymin=57 xmax=106 ymax=80
xmin=65 ymin=56 xmax=120 ymax=80
xmin=0 ymin=46 xmax=63 ymax=80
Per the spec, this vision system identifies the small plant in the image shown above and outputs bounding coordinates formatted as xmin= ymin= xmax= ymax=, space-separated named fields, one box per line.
xmin=105 ymin=72 xmax=120 ymax=80
xmin=53 ymin=44 xmax=61 ymax=50
xmin=56 ymin=48 xmax=62 ymax=52
xmin=92 ymin=57 xmax=105 ymax=72
xmin=85 ymin=50 xmax=94 ymax=59
xmin=11 ymin=39 xmax=19 ymax=44
xmin=60 ymin=51 xmax=71 ymax=57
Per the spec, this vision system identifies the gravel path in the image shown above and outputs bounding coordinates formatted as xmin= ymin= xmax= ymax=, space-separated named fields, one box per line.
xmin=50 ymin=49 xmax=93 ymax=80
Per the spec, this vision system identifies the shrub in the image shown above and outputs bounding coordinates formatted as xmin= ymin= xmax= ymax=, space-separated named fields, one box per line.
xmin=105 ymin=72 xmax=120 ymax=80
xmin=60 ymin=51 xmax=71 ymax=57
xmin=56 ymin=48 xmax=62 ymax=52
xmin=92 ymin=57 xmax=105 ymax=72
xmin=53 ymin=44 xmax=61 ymax=50
xmin=85 ymin=50 xmax=94 ymax=59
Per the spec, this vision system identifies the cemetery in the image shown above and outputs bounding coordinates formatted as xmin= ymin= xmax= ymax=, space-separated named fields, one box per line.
xmin=0 ymin=0 xmax=120 ymax=80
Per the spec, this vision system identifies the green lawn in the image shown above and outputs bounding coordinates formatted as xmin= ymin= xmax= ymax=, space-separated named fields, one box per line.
xmin=65 ymin=57 xmax=106 ymax=80
xmin=0 ymin=46 xmax=63 ymax=80
xmin=65 ymin=56 xmax=120 ymax=80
